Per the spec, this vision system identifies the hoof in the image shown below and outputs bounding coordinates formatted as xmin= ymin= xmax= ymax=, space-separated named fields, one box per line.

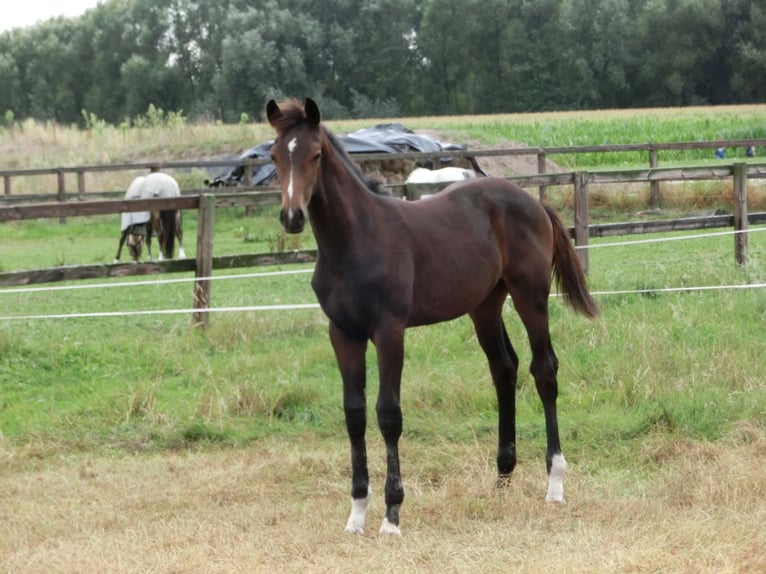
xmin=344 ymin=488 xmax=371 ymax=535
xmin=545 ymin=453 xmax=567 ymax=503
xmin=379 ymin=518 xmax=401 ymax=536
xmin=344 ymin=521 xmax=365 ymax=535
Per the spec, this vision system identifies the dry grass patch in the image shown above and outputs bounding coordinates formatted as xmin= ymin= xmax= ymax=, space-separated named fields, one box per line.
xmin=1 ymin=426 xmax=764 ymax=573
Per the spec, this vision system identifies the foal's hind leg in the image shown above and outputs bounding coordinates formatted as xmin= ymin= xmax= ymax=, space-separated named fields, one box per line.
xmin=510 ymin=288 xmax=567 ymax=502
xmin=470 ymin=291 xmax=520 ymax=485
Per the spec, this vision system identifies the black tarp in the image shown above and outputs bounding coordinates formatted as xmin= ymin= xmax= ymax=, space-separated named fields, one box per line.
xmin=206 ymin=123 xmax=468 ymax=187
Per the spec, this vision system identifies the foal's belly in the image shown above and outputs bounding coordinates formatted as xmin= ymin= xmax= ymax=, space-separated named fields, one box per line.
xmin=407 ymin=260 xmax=502 ymax=326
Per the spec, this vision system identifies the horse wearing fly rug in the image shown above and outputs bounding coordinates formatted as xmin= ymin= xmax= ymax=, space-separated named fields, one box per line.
xmin=267 ymin=98 xmax=598 ymax=536
xmin=114 ymin=172 xmax=186 ymax=263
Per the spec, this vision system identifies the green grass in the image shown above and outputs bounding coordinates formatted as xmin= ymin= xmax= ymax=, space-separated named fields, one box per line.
xmin=2 ymin=219 xmax=765 ymax=470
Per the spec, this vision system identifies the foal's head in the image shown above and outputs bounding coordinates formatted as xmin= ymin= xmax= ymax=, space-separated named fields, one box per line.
xmin=266 ymin=98 xmax=323 ymax=234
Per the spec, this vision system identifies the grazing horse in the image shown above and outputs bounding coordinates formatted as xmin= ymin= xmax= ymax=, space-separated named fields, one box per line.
xmin=115 ymin=172 xmax=186 ymax=262
xmin=267 ymin=98 xmax=598 ymax=536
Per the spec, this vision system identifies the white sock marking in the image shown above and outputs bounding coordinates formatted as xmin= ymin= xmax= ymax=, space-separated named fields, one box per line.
xmin=178 ymin=247 xmax=186 ymax=259
xmin=379 ymin=517 xmax=402 ymax=536
xmin=546 ymin=453 xmax=567 ymax=502
xmin=344 ymin=487 xmax=371 ymax=534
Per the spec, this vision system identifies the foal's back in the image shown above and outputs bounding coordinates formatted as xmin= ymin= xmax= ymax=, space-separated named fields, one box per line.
xmin=370 ymin=177 xmax=555 ymax=326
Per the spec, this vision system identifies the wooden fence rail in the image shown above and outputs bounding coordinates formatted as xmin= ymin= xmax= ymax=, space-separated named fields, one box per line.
xmin=3 ymin=138 xmax=766 ymax=207
xmin=2 ymin=161 xmax=765 ymax=326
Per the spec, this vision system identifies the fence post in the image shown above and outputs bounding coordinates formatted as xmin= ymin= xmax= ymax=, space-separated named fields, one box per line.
xmin=537 ymin=152 xmax=547 ymax=201
xmin=574 ymin=171 xmax=589 ymax=274
xmin=77 ymin=170 xmax=86 ymax=200
xmin=733 ymin=162 xmax=748 ymax=265
xmin=404 ymin=184 xmax=423 ymax=201
xmin=3 ymin=175 xmax=10 ymax=196
xmin=193 ymin=194 xmax=216 ymax=327
xmin=649 ymin=146 xmax=660 ymax=208
xmin=57 ymin=169 xmax=66 ymax=224
xmin=243 ymin=160 xmax=255 ymax=215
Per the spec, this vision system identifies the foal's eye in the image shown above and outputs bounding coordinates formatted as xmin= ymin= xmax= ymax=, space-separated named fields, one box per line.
xmin=312 ymin=152 xmax=322 ymax=163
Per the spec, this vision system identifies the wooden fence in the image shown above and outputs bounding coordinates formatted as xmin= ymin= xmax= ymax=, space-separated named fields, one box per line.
xmin=3 ymin=138 xmax=766 ymax=206
xmin=2 ymin=149 xmax=766 ymax=327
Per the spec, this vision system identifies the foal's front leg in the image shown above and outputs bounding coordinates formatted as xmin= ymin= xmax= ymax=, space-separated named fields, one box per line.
xmin=329 ymin=323 xmax=371 ymax=534
xmin=373 ymin=322 xmax=406 ymax=536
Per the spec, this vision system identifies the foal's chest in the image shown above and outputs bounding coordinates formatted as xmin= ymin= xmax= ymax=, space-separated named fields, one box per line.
xmin=311 ymin=265 xmax=396 ymax=337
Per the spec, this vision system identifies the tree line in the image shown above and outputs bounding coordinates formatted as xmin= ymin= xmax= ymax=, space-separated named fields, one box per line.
xmin=0 ymin=0 xmax=764 ymax=126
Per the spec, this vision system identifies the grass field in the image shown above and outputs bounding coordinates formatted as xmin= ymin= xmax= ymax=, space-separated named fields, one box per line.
xmin=2 ymin=106 xmax=766 ymax=572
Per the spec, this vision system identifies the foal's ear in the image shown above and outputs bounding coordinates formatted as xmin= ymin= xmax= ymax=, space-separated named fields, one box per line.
xmin=266 ymin=100 xmax=281 ymax=126
xmin=305 ymin=98 xmax=321 ymax=128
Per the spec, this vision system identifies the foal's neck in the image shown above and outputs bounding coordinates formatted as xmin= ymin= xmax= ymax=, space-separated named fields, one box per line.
xmin=309 ymin=135 xmax=379 ymax=255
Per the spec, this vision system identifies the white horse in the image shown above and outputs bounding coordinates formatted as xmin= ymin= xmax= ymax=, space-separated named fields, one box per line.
xmin=115 ymin=172 xmax=186 ymax=262
xmin=405 ymin=166 xmax=477 ymax=184
xmin=404 ymin=167 xmax=477 ymax=199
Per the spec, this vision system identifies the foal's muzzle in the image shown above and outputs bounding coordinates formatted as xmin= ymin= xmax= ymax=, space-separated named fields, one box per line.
xmin=280 ymin=207 xmax=305 ymax=234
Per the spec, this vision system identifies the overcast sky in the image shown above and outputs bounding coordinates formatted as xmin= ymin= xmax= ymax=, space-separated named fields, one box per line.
xmin=2 ymin=0 xmax=102 ymax=32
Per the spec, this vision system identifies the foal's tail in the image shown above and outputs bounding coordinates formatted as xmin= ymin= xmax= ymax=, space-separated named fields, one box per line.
xmin=543 ymin=204 xmax=599 ymax=318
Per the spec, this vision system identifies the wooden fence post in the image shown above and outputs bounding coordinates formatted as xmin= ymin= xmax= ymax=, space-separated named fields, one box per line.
xmin=733 ymin=162 xmax=748 ymax=265
xmin=57 ymin=169 xmax=66 ymax=224
xmin=404 ymin=184 xmax=423 ymax=201
xmin=77 ymin=170 xmax=86 ymax=200
xmin=193 ymin=194 xmax=216 ymax=327
xmin=537 ymin=152 xmax=547 ymax=201
xmin=574 ymin=171 xmax=590 ymax=274
xmin=3 ymin=175 xmax=10 ymax=196
xmin=243 ymin=160 xmax=255 ymax=216
xmin=649 ymin=146 xmax=660 ymax=208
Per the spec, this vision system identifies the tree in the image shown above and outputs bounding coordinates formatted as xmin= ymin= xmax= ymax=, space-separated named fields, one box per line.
xmin=633 ymin=0 xmax=723 ymax=106
xmin=416 ymin=0 xmax=480 ymax=114
xmin=0 ymin=43 xmax=23 ymax=119
xmin=218 ymin=0 xmax=328 ymax=121
xmin=729 ymin=2 xmax=766 ymax=102
xmin=559 ymin=0 xmax=637 ymax=109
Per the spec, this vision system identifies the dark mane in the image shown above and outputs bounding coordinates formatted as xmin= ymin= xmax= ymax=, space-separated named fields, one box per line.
xmin=271 ymin=98 xmax=388 ymax=196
